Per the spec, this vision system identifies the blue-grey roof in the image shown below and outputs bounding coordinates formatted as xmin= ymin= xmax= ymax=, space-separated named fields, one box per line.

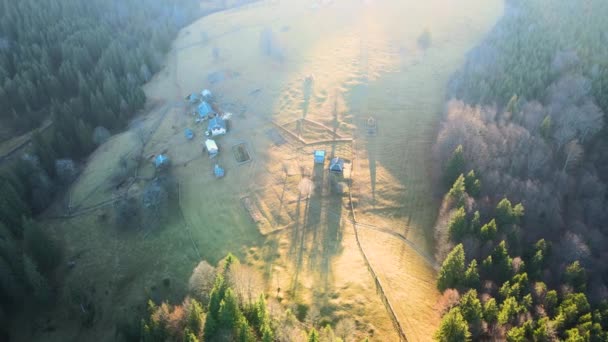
xmin=314 ymin=150 xmax=325 ymax=163
xmin=329 ymin=157 xmax=344 ymax=171
xmin=189 ymin=93 xmax=201 ymax=104
xmin=155 ymin=154 xmax=169 ymax=168
xmin=198 ymin=101 xmax=213 ymax=117
xmin=214 ymin=164 xmax=225 ymax=177
xmin=185 ymin=128 xmax=194 ymax=139
xmin=208 ymin=116 xmax=226 ymax=130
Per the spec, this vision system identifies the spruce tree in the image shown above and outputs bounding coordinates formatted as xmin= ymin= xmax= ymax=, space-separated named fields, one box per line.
xmin=308 ymin=328 xmax=320 ymax=342
xmin=444 ymin=145 xmax=465 ymax=187
xmin=448 ymin=207 xmax=468 ymax=241
xmin=435 ymin=307 xmax=471 ymax=342
xmin=459 ymin=289 xmax=483 ymax=335
xmin=464 ymin=170 xmax=481 ymax=197
xmin=186 ymin=299 xmax=204 ymax=336
xmin=464 ymin=260 xmax=480 ymax=289
xmin=437 ymin=244 xmax=466 ymax=291
xmin=564 ymin=261 xmax=587 ymax=292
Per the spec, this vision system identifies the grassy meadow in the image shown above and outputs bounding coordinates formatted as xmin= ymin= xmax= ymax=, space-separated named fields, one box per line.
xmin=28 ymin=1 xmax=503 ymax=341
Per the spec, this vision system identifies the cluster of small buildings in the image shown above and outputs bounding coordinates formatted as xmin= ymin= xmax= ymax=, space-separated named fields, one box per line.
xmin=187 ymin=89 xmax=230 ymax=178
xmin=313 ymin=149 xmax=345 ymax=173
xmin=154 ymin=89 xmax=231 ymax=178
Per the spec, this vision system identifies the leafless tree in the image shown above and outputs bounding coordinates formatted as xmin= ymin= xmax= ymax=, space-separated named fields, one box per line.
xmin=562 ymin=139 xmax=584 ymax=172
xmin=436 ymin=288 xmax=461 ymax=314
xmin=227 ymin=263 xmax=264 ymax=306
xmin=188 ymin=260 xmax=216 ymax=305
xmin=334 ymin=318 xmax=356 ymax=342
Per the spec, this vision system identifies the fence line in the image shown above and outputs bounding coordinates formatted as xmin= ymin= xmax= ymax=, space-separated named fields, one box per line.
xmin=347 ymin=139 xmax=409 ymax=342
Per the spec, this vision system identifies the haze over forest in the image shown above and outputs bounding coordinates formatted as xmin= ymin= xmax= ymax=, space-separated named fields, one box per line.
xmin=0 ymin=0 xmax=607 ymax=341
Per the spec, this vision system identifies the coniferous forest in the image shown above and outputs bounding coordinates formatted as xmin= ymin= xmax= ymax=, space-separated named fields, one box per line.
xmin=434 ymin=0 xmax=608 ymax=340
xmin=0 ymin=0 xmax=200 ymax=338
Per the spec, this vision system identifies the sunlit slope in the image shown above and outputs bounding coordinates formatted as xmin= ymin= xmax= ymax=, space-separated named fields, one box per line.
xmin=144 ymin=0 xmax=503 ymax=340
xmin=34 ymin=1 xmax=503 ymax=341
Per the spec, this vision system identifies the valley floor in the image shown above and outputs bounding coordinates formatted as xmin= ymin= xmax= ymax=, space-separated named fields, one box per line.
xmin=17 ymin=1 xmax=503 ymax=341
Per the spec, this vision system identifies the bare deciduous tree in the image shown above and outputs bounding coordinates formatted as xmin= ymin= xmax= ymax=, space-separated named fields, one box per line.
xmin=562 ymin=139 xmax=584 ymax=172
xmin=334 ymin=318 xmax=356 ymax=342
xmin=227 ymin=263 xmax=264 ymax=306
xmin=188 ymin=260 xmax=216 ymax=305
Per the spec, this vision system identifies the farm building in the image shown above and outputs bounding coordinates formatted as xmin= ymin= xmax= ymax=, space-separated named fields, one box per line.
xmin=314 ymin=150 xmax=326 ymax=164
xmin=329 ymin=157 xmax=344 ymax=173
xmin=208 ymin=116 xmax=227 ymax=136
xmin=185 ymin=128 xmax=194 ymax=140
xmin=205 ymin=139 xmax=219 ymax=158
xmin=155 ymin=154 xmax=170 ymax=168
xmin=201 ymin=89 xmax=212 ymax=98
xmin=198 ymin=101 xmax=214 ymax=119
xmin=187 ymin=93 xmax=201 ymax=104
xmin=214 ymin=164 xmax=225 ymax=178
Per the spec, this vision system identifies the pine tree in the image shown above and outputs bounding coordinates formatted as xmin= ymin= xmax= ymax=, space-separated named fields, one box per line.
xmin=183 ymin=328 xmax=199 ymax=342
xmin=186 ymin=299 xmax=204 ymax=336
xmin=491 ymin=241 xmax=513 ymax=283
xmin=459 ymin=289 xmax=483 ymax=335
xmin=483 ymin=298 xmax=498 ymax=325
xmin=564 ymin=261 xmax=587 ymax=292
xmin=236 ymin=317 xmax=253 ymax=342
xmin=208 ymin=274 xmax=226 ymax=319
xmin=447 ymin=174 xmax=466 ymax=205
xmin=495 ymin=198 xmax=524 ymax=227
xmin=437 ymin=244 xmax=466 ymax=291
xmin=464 ymin=170 xmax=481 ymax=197
xmin=219 ymin=289 xmax=241 ymax=330
xmin=480 ymin=219 xmax=497 ymax=241
xmin=202 ymin=315 xmax=217 ymax=341
xmin=470 ymin=211 xmax=481 ymax=234
xmin=448 ymin=207 xmax=468 ymax=241
xmin=444 ymin=145 xmax=465 ymax=187
xmin=464 ymin=260 xmax=480 ymax=289
xmin=498 ymin=297 xmax=520 ymax=325
xmin=435 ymin=307 xmax=471 ymax=342
xmin=308 ymin=328 xmax=320 ymax=342
xmin=544 ymin=290 xmax=558 ymax=317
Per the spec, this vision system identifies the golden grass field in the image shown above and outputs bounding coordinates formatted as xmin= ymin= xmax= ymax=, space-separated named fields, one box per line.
xmin=21 ymin=1 xmax=503 ymax=341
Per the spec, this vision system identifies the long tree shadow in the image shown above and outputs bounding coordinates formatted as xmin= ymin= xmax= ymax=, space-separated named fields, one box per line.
xmin=319 ymin=173 xmax=343 ymax=291
xmin=289 ymin=192 xmax=304 ymax=294
xmin=367 ymin=137 xmax=377 ymax=206
xmin=307 ymin=163 xmax=326 ymax=274
xmin=301 ymin=76 xmax=314 ymax=119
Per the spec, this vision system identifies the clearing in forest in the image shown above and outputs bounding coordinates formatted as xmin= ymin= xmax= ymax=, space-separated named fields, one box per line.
xmin=32 ymin=1 xmax=503 ymax=341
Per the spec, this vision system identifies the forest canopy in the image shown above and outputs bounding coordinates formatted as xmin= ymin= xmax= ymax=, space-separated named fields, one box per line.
xmin=0 ymin=0 xmax=200 ymax=337
xmin=434 ymin=0 xmax=608 ymax=340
